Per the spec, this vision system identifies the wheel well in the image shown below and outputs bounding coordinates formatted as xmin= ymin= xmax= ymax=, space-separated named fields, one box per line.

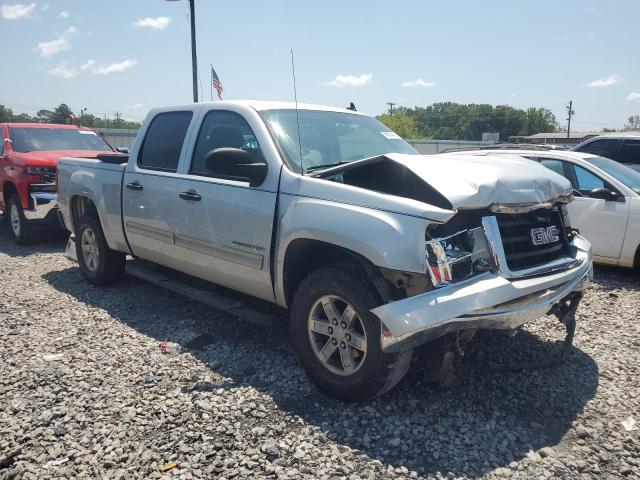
xmin=2 ymin=181 xmax=17 ymax=206
xmin=282 ymin=239 xmax=395 ymax=307
xmin=70 ymin=196 xmax=99 ymax=233
xmin=635 ymin=244 xmax=640 ymax=271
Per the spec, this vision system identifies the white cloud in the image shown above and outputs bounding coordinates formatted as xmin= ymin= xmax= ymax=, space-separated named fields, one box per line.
xmin=41 ymin=3 xmax=49 ymax=11
xmin=58 ymin=10 xmax=69 ymax=18
xmin=126 ymin=103 xmax=143 ymax=110
xmin=322 ymin=73 xmax=373 ymax=88
xmin=80 ymin=59 xmax=95 ymax=71
xmin=92 ymin=58 xmax=138 ymax=75
xmin=134 ymin=16 xmax=171 ymax=30
xmin=1 ymin=2 xmax=36 ymax=19
xmin=35 ymin=26 xmax=77 ymax=57
xmin=585 ymin=6 xmax=596 ymax=14
xmin=588 ymin=74 xmax=623 ymax=87
xmin=626 ymin=92 xmax=640 ymax=102
xmin=48 ymin=63 xmax=77 ymax=79
xmin=402 ymin=78 xmax=436 ymax=88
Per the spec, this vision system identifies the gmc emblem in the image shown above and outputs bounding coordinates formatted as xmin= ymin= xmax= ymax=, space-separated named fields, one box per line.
xmin=530 ymin=226 xmax=560 ymax=246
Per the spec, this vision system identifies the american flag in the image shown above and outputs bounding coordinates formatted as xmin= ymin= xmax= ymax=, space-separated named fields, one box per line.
xmin=211 ymin=66 xmax=223 ymax=100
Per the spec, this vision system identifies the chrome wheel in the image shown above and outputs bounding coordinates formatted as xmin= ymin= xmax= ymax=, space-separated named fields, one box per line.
xmin=307 ymin=295 xmax=368 ymax=376
xmin=81 ymin=227 xmax=100 ymax=272
xmin=10 ymin=203 xmax=21 ymax=237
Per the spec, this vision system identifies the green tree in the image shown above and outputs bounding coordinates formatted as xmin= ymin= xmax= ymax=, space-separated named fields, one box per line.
xmin=376 ymin=111 xmax=419 ymax=139
xmin=49 ymin=104 xmax=75 ymax=124
xmin=624 ymin=115 xmax=640 ymax=131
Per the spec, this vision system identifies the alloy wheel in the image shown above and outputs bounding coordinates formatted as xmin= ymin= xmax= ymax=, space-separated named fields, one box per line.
xmin=81 ymin=228 xmax=100 ymax=272
xmin=307 ymin=294 xmax=368 ymax=376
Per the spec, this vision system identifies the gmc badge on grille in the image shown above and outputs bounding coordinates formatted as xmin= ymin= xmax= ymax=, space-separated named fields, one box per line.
xmin=530 ymin=226 xmax=560 ymax=246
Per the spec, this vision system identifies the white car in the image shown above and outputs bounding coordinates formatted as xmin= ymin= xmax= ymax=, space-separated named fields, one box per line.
xmin=449 ymin=149 xmax=640 ymax=269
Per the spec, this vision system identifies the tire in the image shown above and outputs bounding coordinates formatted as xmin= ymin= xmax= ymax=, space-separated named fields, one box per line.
xmin=75 ymin=214 xmax=126 ymax=286
xmin=7 ymin=194 xmax=38 ymax=245
xmin=290 ymin=263 xmax=413 ymax=402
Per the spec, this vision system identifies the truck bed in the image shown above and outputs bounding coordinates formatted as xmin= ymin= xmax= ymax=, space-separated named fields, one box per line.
xmin=57 ymin=158 xmax=129 ymax=253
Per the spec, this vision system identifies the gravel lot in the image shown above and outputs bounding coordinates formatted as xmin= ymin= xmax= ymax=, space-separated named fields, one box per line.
xmin=1 ymin=221 xmax=639 ymax=480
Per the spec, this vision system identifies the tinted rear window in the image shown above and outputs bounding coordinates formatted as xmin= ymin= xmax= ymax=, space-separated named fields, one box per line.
xmin=620 ymin=140 xmax=640 ymax=165
xmin=576 ymin=138 xmax=619 ymax=159
xmin=138 ymin=111 xmax=193 ymax=172
xmin=9 ymin=128 xmax=112 ymax=152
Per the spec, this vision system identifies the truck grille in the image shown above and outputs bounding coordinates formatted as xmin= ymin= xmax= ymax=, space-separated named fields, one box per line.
xmin=495 ymin=208 xmax=570 ymax=271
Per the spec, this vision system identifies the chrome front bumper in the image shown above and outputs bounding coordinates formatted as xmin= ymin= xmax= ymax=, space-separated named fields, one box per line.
xmin=23 ymin=193 xmax=58 ymax=221
xmin=373 ymin=235 xmax=593 ymax=353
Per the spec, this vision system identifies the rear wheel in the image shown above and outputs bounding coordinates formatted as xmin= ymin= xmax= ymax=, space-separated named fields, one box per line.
xmin=291 ymin=263 xmax=413 ymax=402
xmin=7 ymin=195 xmax=38 ymax=245
xmin=76 ymin=214 xmax=126 ymax=285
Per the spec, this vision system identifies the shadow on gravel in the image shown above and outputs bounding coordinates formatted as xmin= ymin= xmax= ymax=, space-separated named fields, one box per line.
xmin=0 ymin=219 xmax=68 ymax=257
xmin=594 ymin=265 xmax=640 ymax=291
xmin=43 ymin=265 xmax=600 ymax=478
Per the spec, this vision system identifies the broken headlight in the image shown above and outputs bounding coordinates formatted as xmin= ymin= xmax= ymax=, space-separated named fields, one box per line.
xmin=425 ymin=227 xmax=494 ymax=287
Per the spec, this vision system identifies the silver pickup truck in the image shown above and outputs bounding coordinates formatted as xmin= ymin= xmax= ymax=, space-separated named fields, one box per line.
xmin=57 ymin=101 xmax=593 ymax=401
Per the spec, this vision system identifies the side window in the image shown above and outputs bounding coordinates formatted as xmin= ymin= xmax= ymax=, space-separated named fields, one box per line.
xmin=576 ymin=139 xmax=619 ymax=160
xmin=620 ymin=140 xmax=640 ymax=165
xmin=190 ymin=110 xmax=264 ymax=176
xmin=138 ymin=111 xmax=193 ymax=172
xmin=572 ymin=164 xmax=605 ymax=192
xmin=539 ymin=158 xmax=565 ymax=177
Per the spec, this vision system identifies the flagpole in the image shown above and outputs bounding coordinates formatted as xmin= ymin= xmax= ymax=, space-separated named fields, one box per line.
xmin=210 ymin=65 xmax=213 ymax=101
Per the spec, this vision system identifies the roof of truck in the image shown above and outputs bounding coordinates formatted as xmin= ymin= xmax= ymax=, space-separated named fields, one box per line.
xmin=153 ymin=100 xmax=367 ymax=115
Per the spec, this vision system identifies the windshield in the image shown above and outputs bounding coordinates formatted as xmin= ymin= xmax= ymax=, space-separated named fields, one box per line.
xmin=585 ymin=155 xmax=640 ymax=195
xmin=9 ymin=127 xmax=113 ymax=153
xmin=260 ymin=109 xmax=417 ymax=173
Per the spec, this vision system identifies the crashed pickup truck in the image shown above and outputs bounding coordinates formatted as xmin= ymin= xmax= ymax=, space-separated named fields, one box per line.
xmin=56 ymin=101 xmax=592 ymax=401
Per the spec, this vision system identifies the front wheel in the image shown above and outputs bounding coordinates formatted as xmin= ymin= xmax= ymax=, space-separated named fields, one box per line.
xmin=76 ymin=215 xmax=126 ymax=286
xmin=7 ymin=195 xmax=38 ymax=245
xmin=291 ymin=263 xmax=413 ymax=402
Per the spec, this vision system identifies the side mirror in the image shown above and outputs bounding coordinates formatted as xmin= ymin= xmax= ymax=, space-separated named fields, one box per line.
xmin=589 ymin=187 xmax=621 ymax=201
xmin=116 ymin=147 xmax=130 ymax=154
xmin=205 ymin=148 xmax=268 ymax=187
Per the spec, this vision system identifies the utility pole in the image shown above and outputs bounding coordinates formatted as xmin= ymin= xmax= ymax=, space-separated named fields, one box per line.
xmin=387 ymin=102 xmax=396 ymax=115
xmin=166 ymin=0 xmax=199 ymax=102
xmin=566 ymin=100 xmax=574 ymax=139
xmin=115 ymin=111 xmax=121 ymax=128
xmin=188 ymin=0 xmax=198 ymax=102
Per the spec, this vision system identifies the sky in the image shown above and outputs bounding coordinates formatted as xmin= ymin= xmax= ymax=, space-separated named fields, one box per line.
xmin=1 ymin=0 xmax=639 ymax=131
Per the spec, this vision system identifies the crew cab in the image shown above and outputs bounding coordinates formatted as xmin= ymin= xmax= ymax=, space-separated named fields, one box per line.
xmin=57 ymin=101 xmax=593 ymax=401
xmin=0 ymin=122 xmax=116 ymax=244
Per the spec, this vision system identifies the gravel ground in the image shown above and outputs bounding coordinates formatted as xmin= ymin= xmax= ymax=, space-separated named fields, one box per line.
xmin=1 ymin=221 xmax=639 ymax=480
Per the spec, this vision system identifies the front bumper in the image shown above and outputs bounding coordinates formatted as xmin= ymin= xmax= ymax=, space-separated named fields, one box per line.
xmin=23 ymin=192 xmax=58 ymax=222
xmin=372 ymin=234 xmax=593 ymax=353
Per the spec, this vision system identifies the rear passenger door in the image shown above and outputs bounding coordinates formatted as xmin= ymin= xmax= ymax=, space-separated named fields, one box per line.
xmin=122 ymin=110 xmax=195 ymax=267
xmin=171 ymin=109 xmax=278 ymax=302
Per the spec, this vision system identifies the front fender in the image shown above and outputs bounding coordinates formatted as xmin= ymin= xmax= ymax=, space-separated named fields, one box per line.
xmin=274 ymin=194 xmax=430 ymax=305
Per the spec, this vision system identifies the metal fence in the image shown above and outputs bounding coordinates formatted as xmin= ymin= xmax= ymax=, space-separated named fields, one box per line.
xmin=93 ymin=128 xmax=492 ymax=155
xmin=406 ymin=139 xmax=493 ymax=154
xmin=95 ymin=128 xmax=138 ymax=150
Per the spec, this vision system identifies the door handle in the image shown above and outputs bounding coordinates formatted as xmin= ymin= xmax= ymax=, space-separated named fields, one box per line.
xmin=126 ymin=182 xmax=143 ymax=191
xmin=179 ymin=190 xmax=201 ymax=201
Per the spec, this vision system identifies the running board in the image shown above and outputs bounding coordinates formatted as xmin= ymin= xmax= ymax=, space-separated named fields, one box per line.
xmin=125 ymin=260 xmax=277 ymax=328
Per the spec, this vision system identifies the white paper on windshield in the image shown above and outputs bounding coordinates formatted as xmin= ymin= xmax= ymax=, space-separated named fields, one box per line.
xmin=79 ymin=131 xmax=98 ymax=135
xmin=381 ymin=131 xmax=401 ymax=140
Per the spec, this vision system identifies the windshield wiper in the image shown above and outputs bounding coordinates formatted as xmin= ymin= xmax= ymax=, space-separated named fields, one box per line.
xmin=305 ymin=161 xmax=351 ymax=174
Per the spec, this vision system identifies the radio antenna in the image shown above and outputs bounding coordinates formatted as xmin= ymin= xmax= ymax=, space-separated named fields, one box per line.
xmin=290 ymin=49 xmax=304 ymax=175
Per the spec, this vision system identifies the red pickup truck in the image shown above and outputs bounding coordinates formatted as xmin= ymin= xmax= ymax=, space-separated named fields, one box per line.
xmin=1 ymin=123 xmax=117 ymax=244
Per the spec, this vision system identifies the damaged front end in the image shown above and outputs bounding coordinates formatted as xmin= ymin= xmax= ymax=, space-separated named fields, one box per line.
xmin=372 ymin=203 xmax=592 ymax=354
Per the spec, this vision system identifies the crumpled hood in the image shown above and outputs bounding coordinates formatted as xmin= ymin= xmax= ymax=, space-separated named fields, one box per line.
xmin=386 ymin=152 xmax=573 ymax=210
xmin=10 ymin=150 xmax=109 ymax=167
